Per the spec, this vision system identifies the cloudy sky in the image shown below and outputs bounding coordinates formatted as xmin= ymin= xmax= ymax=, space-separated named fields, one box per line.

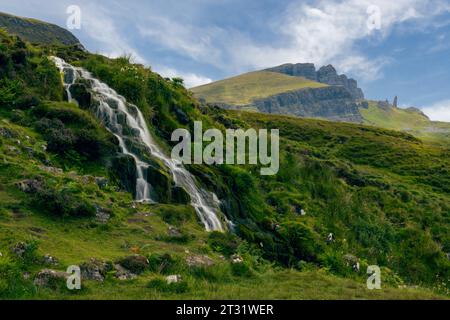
xmin=1 ymin=0 xmax=450 ymax=121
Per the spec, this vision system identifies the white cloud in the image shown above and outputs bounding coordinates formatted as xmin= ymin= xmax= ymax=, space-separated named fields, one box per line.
xmin=421 ymin=100 xmax=450 ymax=122
xmin=156 ymin=66 xmax=212 ymax=88
xmin=136 ymin=0 xmax=450 ymax=82
xmin=229 ymin=0 xmax=450 ymax=81
xmin=81 ymin=3 xmax=146 ymax=64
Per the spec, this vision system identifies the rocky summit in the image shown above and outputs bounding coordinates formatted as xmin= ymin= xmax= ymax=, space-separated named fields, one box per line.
xmin=266 ymin=63 xmax=364 ymax=100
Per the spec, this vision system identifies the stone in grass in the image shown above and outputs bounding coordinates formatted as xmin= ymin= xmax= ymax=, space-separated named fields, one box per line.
xmin=166 ymin=275 xmax=182 ymax=284
xmin=114 ymin=264 xmax=137 ymax=281
xmin=43 ymin=254 xmax=59 ymax=266
xmin=231 ymin=254 xmax=243 ymax=264
xmin=34 ymin=269 xmax=68 ymax=288
xmin=115 ymin=254 xmax=149 ymax=274
xmin=80 ymin=258 xmax=111 ymax=282
xmin=16 ymin=179 xmax=43 ymax=193
xmin=10 ymin=242 xmax=28 ymax=258
xmin=186 ymin=255 xmax=215 ymax=267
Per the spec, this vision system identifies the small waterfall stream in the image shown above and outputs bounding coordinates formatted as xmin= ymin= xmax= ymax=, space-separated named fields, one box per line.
xmin=52 ymin=57 xmax=224 ymax=231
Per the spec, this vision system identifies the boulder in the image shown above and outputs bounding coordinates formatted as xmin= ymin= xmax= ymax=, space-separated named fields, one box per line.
xmin=16 ymin=179 xmax=43 ymax=193
xmin=114 ymin=264 xmax=137 ymax=280
xmin=43 ymin=254 xmax=59 ymax=266
xmin=231 ymin=254 xmax=243 ymax=264
xmin=80 ymin=258 xmax=111 ymax=282
xmin=95 ymin=205 xmax=111 ymax=224
xmin=38 ymin=165 xmax=63 ymax=174
xmin=95 ymin=177 xmax=109 ymax=189
xmin=186 ymin=255 xmax=215 ymax=267
xmin=166 ymin=274 xmax=182 ymax=284
xmin=10 ymin=242 xmax=28 ymax=258
xmin=34 ymin=269 xmax=68 ymax=288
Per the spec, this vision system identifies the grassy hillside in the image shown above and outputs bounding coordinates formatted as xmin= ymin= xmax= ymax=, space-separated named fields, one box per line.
xmin=191 ymin=71 xmax=327 ymax=106
xmin=360 ymin=101 xmax=450 ymax=145
xmin=0 ymin=12 xmax=82 ymax=47
xmin=0 ymin=28 xmax=449 ymax=300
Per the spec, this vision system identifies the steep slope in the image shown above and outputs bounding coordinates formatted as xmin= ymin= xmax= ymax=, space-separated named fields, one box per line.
xmin=360 ymin=101 xmax=450 ymax=145
xmin=0 ymin=25 xmax=449 ymax=300
xmin=0 ymin=12 xmax=83 ymax=47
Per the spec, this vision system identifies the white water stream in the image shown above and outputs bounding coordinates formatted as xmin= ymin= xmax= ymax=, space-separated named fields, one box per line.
xmin=52 ymin=57 xmax=224 ymax=231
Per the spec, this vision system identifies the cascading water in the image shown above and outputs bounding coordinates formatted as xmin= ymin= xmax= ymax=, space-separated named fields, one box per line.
xmin=52 ymin=57 xmax=224 ymax=231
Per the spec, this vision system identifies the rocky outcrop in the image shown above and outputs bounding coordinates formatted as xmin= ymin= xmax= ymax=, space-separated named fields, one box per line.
xmin=267 ymin=63 xmax=365 ymax=100
xmin=253 ymin=86 xmax=363 ymax=123
xmin=267 ymin=63 xmax=317 ymax=81
xmin=316 ymin=65 xmax=364 ymax=100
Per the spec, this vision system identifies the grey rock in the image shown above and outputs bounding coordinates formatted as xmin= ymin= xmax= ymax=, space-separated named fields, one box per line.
xmin=10 ymin=242 xmax=28 ymax=258
xmin=95 ymin=206 xmax=111 ymax=224
xmin=186 ymin=255 xmax=215 ymax=267
xmin=34 ymin=269 xmax=68 ymax=287
xmin=80 ymin=258 xmax=111 ymax=282
xmin=266 ymin=63 xmax=317 ymax=81
xmin=16 ymin=179 xmax=43 ymax=193
xmin=43 ymin=254 xmax=59 ymax=266
xmin=95 ymin=177 xmax=109 ymax=189
xmin=114 ymin=264 xmax=137 ymax=280
xmin=39 ymin=165 xmax=63 ymax=174
xmin=166 ymin=274 xmax=182 ymax=284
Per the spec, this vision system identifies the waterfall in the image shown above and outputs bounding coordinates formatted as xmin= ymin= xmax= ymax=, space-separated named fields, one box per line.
xmin=52 ymin=57 xmax=224 ymax=232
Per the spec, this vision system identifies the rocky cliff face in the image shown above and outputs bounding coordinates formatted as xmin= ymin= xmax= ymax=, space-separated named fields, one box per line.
xmin=252 ymin=86 xmax=363 ymax=123
xmin=267 ymin=63 xmax=364 ymax=100
xmin=266 ymin=63 xmax=318 ymax=81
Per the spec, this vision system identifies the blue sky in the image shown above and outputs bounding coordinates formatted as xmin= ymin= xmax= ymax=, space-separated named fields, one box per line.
xmin=1 ymin=0 xmax=450 ymax=121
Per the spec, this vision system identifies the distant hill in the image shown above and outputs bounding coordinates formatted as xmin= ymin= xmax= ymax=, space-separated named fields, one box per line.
xmin=361 ymin=101 xmax=450 ymax=145
xmin=192 ymin=70 xmax=327 ymax=106
xmin=0 ymin=11 xmax=83 ymax=47
xmin=192 ymin=67 xmax=365 ymax=123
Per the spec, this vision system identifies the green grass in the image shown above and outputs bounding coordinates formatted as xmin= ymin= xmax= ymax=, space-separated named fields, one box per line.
xmin=191 ymin=71 xmax=327 ymax=106
xmin=0 ymin=12 xmax=81 ymax=46
xmin=360 ymin=101 xmax=450 ymax=146
xmin=1 ymin=28 xmax=449 ymax=300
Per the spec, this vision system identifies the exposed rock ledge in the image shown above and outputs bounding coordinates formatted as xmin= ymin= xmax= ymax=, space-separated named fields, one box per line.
xmin=252 ymin=86 xmax=364 ymax=123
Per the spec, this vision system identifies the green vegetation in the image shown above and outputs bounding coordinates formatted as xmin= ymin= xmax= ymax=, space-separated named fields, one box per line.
xmin=191 ymin=71 xmax=327 ymax=106
xmin=360 ymin=101 xmax=450 ymax=145
xmin=0 ymin=28 xmax=449 ymax=300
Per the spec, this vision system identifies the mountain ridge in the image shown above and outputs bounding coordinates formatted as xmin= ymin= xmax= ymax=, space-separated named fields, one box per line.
xmin=0 ymin=11 xmax=84 ymax=48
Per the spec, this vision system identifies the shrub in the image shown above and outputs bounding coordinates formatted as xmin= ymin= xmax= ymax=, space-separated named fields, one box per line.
xmin=31 ymin=184 xmax=96 ymax=218
xmin=147 ymin=253 xmax=182 ymax=275
xmin=207 ymin=231 xmax=240 ymax=257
